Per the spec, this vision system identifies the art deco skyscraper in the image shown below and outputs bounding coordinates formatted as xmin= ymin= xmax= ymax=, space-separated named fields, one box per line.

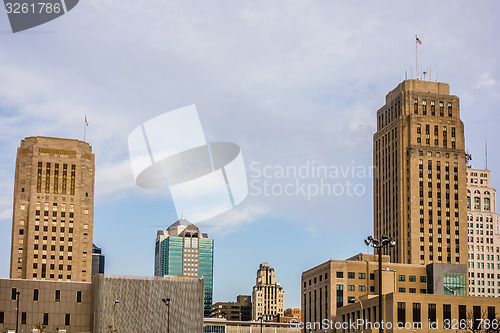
xmin=373 ymin=80 xmax=467 ymax=265
xmin=10 ymin=137 xmax=95 ymax=282
xmin=252 ymin=263 xmax=285 ymax=321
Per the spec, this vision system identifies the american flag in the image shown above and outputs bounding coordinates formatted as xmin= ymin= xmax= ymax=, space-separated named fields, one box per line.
xmin=416 ymin=36 xmax=422 ymax=45
xmin=85 ymin=114 xmax=88 ymax=126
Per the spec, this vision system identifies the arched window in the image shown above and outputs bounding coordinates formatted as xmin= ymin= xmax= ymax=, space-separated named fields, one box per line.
xmin=474 ymin=197 xmax=481 ymax=210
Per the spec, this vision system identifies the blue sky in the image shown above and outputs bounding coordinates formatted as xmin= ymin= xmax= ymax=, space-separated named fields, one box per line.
xmin=0 ymin=1 xmax=499 ymax=308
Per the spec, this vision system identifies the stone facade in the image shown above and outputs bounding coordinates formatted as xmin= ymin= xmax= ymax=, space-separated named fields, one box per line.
xmin=0 ymin=278 xmax=92 ymax=333
xmin=337 ymin=293 xmax=500 ymax=333
xmin=252 ymin=263 xmax=285 ymax=321
xmin=373 ymin=80 xmax=467 ymax=266
xmin=302 ymin=253 xmax=469 ymax=331
xmin=466 ymin=168 xmax=500 ymax=296
xmin=92 ymin=274 xmax=204 ymax=333
xmin=10 ymin=136 xmax=95 ymax=282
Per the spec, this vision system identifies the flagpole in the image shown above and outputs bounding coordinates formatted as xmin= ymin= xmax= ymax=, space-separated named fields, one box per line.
xmin=84 ymin=115 xmax=87 ymax=142
xmin=415 ymin=35 xmax=418 ymax=79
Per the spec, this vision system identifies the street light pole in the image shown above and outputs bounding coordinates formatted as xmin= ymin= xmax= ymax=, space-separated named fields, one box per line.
xmin=162 ymin=298 xmax=171 ymax=333
xmin=15 ymin=291 xmax=20 ymax=333
xmin=364 ymin=235 xmax=395 ymax=333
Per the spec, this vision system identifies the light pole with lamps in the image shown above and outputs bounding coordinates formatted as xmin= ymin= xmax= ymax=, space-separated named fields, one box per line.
xmin=162 ymin=298 xmax=171 ymax=333
xmin=15 ymin=291 xmax=20 ymax=333
xmin=364 ymin=235 xmax=395 ymax=333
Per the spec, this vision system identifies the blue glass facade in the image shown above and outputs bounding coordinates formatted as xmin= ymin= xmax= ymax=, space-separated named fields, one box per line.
xmin=199 ymin=238 xmax=214 ymax=317
xmin=155 ymin=221 xmax=214 ymax=317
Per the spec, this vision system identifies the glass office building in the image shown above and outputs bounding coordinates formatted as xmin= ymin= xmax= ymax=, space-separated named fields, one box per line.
xmin=155 ymin=216 xmax=214 ymax=317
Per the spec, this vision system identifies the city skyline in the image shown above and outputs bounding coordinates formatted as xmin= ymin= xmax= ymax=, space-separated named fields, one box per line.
xmin=1 ymin=1 xmax=499 ymax=308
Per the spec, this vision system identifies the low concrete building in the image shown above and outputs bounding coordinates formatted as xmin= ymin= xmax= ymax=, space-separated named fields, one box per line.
xmin=92 ymin=274 xmax=204 ymax=333
xmin=0 ymin=274 xmax=204 ymax=333
xmin=204 ymin=317 xmax=300 ymax=332
xmin=0 ymin=278 xmax=92 ymax=333
xmin=301 ymin=253 xmax=468 ymax=331
xmin=336 ymin=293 xmax=500 ymax=333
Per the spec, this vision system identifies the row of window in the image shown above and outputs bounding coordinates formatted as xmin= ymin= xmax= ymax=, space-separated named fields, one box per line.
xmin=11 ymin=287 xmax=83 ymax=302
xmin=304 ymin=272 xmax=328 ymax=287
xmin=36 ymin=162 xmax=76 ymax=196
xmin=0 ymin=311 xmax=71 ymax=326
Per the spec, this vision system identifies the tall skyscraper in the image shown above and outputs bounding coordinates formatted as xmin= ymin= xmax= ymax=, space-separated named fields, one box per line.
xmin=10 ymin=136 xmax=95 ymax=282
xmin=155 ymin=216 xmax=214 ymax=317
xmin=373 ymin=79 xmax=467 ymax=265
xmin=252 ymin=263 xmax=285 ymax=321
xmin=466 ymin=168 xmax=500 ymax=297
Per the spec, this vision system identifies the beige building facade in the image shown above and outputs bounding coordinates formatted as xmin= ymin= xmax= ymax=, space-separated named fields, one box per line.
xmin=252 ymin=263 xmax=285 ymax=321
xmin=10 ymin=137 xmax=95 ymax=282
xmin=0 ymin=278 xmax=92 ymax=332
xmin=336 ymin=293 xmax=500 ymax=333
xmin=373 ymin=80 xmax=467 ymax=265
xmin=467 ymin=168 xmax=500 ymax=297
xmin=301 ymin=254 xmax=468 ymax=331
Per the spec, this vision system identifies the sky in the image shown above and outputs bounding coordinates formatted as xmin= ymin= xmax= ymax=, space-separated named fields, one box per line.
xmin=0 ymin=1 xmax=499 ymax=308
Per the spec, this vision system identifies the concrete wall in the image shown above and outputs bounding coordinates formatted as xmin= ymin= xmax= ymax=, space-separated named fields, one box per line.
xmin=92 ymin=275 xmax=203 ymax=333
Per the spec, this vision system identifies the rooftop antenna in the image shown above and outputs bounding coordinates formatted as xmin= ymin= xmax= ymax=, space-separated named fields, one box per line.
xmin=485 ymin=140 xmax=488 ymax=170
xmin=423 ymin=71 xmax=427 ymax=80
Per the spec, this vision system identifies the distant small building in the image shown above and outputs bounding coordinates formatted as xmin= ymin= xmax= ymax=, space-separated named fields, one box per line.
xmin=211 ymin=295 xmax=252 ymax=321
xmin=92 ymin=243 xmax=105 ymax=277
xmin=269 ymin=308 xmax=302 ymax=323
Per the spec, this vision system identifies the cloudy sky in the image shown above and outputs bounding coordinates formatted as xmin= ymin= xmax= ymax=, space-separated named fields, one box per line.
xmin=1 ymin=1 xmax=499 ymax=308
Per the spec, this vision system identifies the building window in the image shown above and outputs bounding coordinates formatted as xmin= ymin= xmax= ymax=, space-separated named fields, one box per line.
xmin=55 ymin=290 xmax=61 ymax=302
xmin=413 ymin=303 xmax=421 ymax=324
xmin=397 ymin=302 xmax=406 ymax=324
xmin=21 ymin=312 xmax=26 ymax=325
xmin=359 ymin=285 xmax=366 ymax=292
xmin=409 ymin=288 xmax=416 ymax=293
xmin=33 ymin=289 xmax=39 ymax=301
xmin=348 ymin=272 xmax=355 ymax=279
xmin=459 ymin=305 xmax=466 ymax=322
xmin=409 ymin=275 xmax=416 ymax=282
xmin=399 ymin=288 xmax=406 ymax=293
xmin=358 ymin=273 xmax=366 ymax=279
xmin=0 ymin=312 xmax=4 ymax=324
xmin=65 ymin=314 xmax=71 ymax=326
xmin=443 ymin=304 xmax=451 ymax=322
xmin=11 ymin=288 xmax=17 ymax=300
xmin=43 ymin=313 xmax=49 ymax=325
xmin=348 ymin=285 xmax=355 ymax=291
xmin=428 ymin=304 xmax=437 ymax=325
xmin=398 ymin=275 xmax=406 ymax=282
xmin=77 ymin=290 xmax=82 ymax=303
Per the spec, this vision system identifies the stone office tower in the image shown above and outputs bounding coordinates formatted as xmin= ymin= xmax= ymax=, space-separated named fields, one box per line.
xmin=252 ymin=263 xmax=285 ymax=321
xmin=10 ymin=137 xmax=95 ymax=282
xmin=373 ymin=80 xmax=467 ymax=265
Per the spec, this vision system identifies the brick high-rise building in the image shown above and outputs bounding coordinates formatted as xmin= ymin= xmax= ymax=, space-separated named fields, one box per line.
xmin=10 ymin=137 xmax=95 ymax=282
xmin=373 ymin=79 xmax=467 ymax=265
